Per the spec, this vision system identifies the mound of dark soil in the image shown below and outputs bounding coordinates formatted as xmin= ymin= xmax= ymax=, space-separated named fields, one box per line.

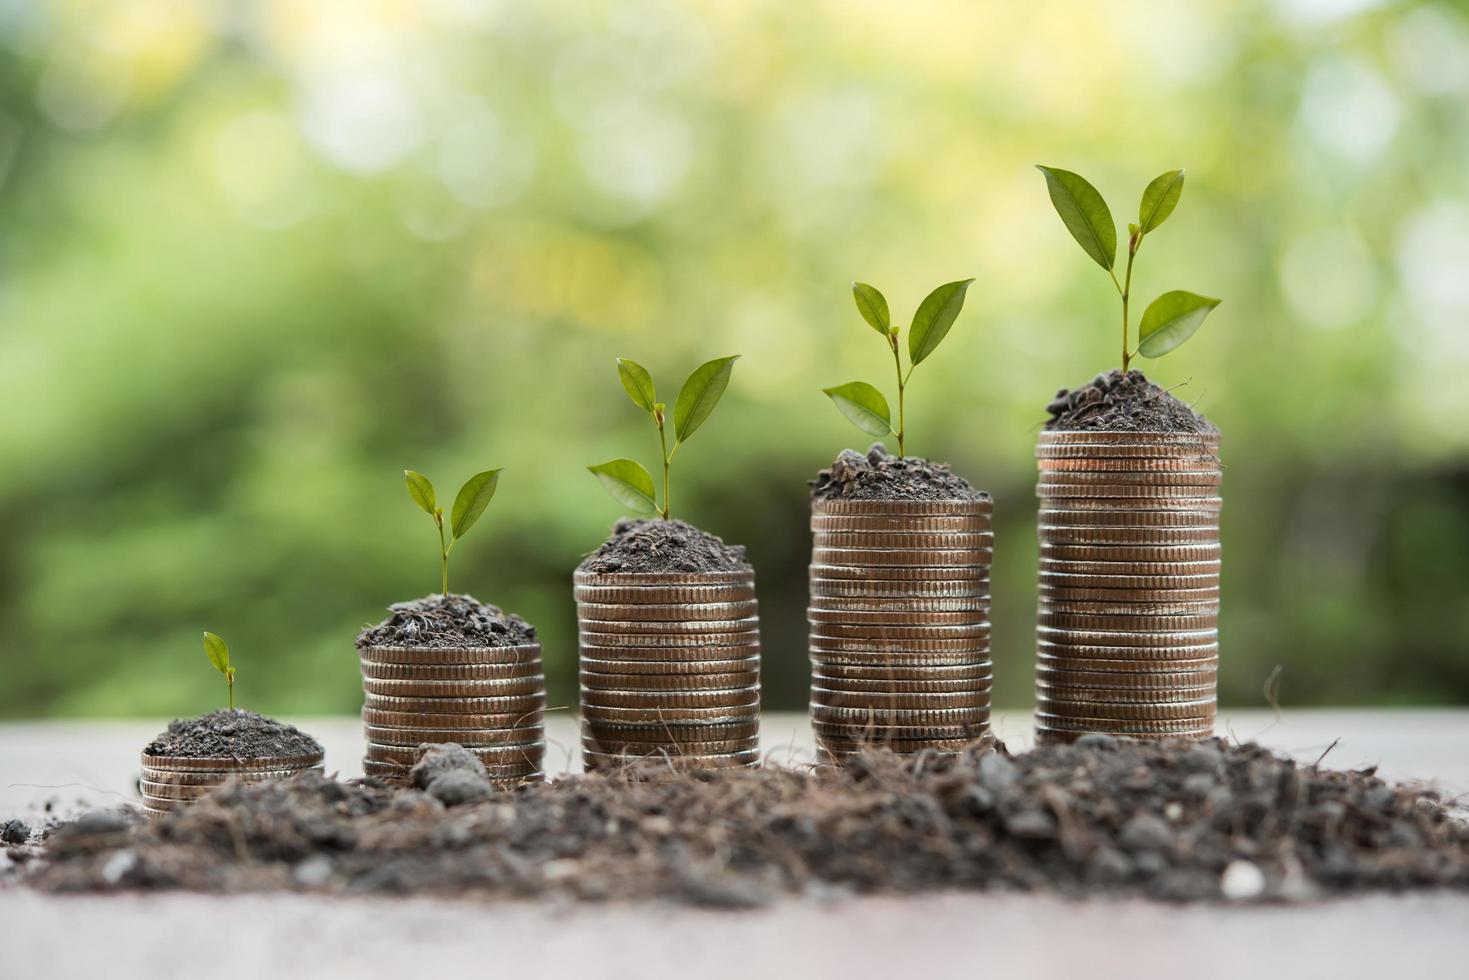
xmin=143 ymin=710 xmax=321 ymax=760
xmin=1045 ymin=370 xmax=1217 ymax=433
xmin=358 ymin=594 xmax=536 ymax=649
xmin=811 ymin=444 xmax=986 ymax=501
xmin=31 ymin=738 xmax=1469 ymax=905
xmin=579 ymin=519 xmax=749 ymax=574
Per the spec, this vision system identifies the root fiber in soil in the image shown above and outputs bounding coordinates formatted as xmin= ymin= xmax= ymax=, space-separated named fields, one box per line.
xmin=579 ymin=518 xmax=750 ymax=574
xmin=1045 ymin=370 xmax=1217 ymax=433
xmin=811 ymin=444 xmax=986 ymax=501
xmin=29 ymin=737 xmax=1469 ymax=905
xmin=357 ymin=594 xmax=537 ymax=650
xmin=143 ymin=709 xmax=322 ymax=760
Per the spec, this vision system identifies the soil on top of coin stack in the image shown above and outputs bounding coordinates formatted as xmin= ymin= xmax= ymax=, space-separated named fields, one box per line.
xmin=143 ymin=710 xmax=322 ymax=760
xmin=811 ymin=444 xmax=988 ymax=501
xmin=1045 ymin=370 xmax=1218 ymax=433
xmin=357 ymin=594 xmax=537 ymax=649
xmin=579 ymin=518 xmax=750 ymax=574
xmin=29 ymin=736 xmax=1469 ymax=904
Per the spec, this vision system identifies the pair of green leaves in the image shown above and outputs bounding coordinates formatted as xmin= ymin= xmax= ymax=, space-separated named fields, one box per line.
xmin=589 ymin=355 xmax=740 ymax=515
xmin=405 ymin=468 xmax=502 ymax=540
xmin=851 ymin=279 xmax=973 ymax=367
xmin=405 ymin=468 xmax=502 ymax=594
xmin=203 ymin=631 xmax=236 ymax=709
xmin=823 ymin=280 xmax=974 ymax=448
xmin=1037 ymin=165 xmax=1219 ymax=358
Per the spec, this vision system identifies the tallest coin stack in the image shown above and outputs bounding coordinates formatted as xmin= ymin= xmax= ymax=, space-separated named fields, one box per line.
xmin=1034 ymin=429 xmax=1222 ymax=743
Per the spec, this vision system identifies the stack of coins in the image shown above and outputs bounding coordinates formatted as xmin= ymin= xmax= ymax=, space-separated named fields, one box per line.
xmin=1034 ymin=429 xmax=1222 ymax=743
xmin=357 ymin=642 xmax=546 ymax=785
xmin=575 ymin=569 xmax=761 ymax=770
xmin=138 ymin=751 xmax=324 ymax=817
xmin=808 ymin=497 xmax=994 ymax=761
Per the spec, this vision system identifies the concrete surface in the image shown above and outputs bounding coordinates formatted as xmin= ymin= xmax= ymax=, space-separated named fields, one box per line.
xmin=3 ymin=709 xmax=1467 ymax=980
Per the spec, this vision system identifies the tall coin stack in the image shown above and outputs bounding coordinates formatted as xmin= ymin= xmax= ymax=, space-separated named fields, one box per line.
xmin=138 ymin=750 xmax=324 ymax=817
xmin=357 ymin=642 xmax=546 ymax=784
xmin=1034 ymin=429 xmax=1222 ymax=743
xmin=808 ymin=497 xmax=994 ymax=761
xmin=576 ymin=569 xmax=761 ymax=770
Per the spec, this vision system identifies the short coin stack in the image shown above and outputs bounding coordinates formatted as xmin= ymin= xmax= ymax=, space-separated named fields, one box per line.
xmin=808 ymin=497 xmax=994 ymax=761
xmin=138 ymin=751 xmax=324 ymax=817
xmin=1034 ymin=429 xmax=1222 ymax=743
xmin=357 ymin=642 xmax=546 ymax=784
xmin=576 ymin=569 xmax=761 ymax=770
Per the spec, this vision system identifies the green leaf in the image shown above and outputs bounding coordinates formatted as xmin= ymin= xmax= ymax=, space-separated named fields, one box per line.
xmin=1036 ymin=165 xmax=1116 ymax=270
xmin=823 ymin=381 xmax=893 ymax=437
xmin=908 ymin=279 xmax=975 ymax=366
xmin=404 ymin=470 xmax=436 ymax=516
xmin=673 ymin=355 xmax=739 ymax=443
xmin=451 ymin=468 xmax=502 ymax=540
xmin=1139 ymin=169 xmax=1185 ymax=235
xmin=616 ymin=358 xmax=657 ymax=415
xmin=1137 ymin=290 xmax=1221 ymax=358
xmin=588 ymin=459 xmax=659 ymax=514
xmin=851 ymin=282 xmax=890 ymax=335
xmin=203 ymin=631 xmax=229 ymax=675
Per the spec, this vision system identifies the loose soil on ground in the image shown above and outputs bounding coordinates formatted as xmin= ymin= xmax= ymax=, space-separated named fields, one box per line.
xmin=1045 ymin=370 xmax=1218 ymax=433
xmin=24 ymin=737 xmax=1468 ymax=905
xmin=142 ymin=709 xmax=322 ymax=760
xmin=811 ymin=444 xmax=987 ymax=501
xmin=579 ymin=519 xmax=750 ymax=574
xmin=358 ymin=594 xmax=537 ymax=649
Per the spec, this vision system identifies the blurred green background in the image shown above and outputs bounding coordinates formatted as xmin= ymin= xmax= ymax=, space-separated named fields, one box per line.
xmin=1 ymin=0 xmax=1467 ymax=720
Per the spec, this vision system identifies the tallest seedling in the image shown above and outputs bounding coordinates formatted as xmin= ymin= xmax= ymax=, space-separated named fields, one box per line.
xmin=589 ymin=355 xmax=740 ymax=519
xmin=1036 ymin=166 xmax=1220 ymax=373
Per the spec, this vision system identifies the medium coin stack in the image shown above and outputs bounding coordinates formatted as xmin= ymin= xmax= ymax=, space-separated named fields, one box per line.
xmin=576 ymin=569 xmax=761 ymax=770
xmin=358 ymin=642 xmax=546 ymax=785
xmin=138 ymin=751 xmax=324 ymax=817
xmin=1034 ymin=429 xmax=1222 ymax=743
xmin=808 ymin=497 xmax=994 ymax=761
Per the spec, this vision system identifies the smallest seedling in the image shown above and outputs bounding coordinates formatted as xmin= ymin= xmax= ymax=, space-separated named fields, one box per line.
xmin=203 ymin=631 xmax=236 ymax=710
xmin=403 ymin=468 xmax=503 ymax=595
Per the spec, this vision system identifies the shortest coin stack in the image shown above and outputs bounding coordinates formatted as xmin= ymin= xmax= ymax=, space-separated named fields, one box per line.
xmin=138 ymin=751 xmax=324 ymax=817
xmin=576 ymin=569 xmax=761 ymax=770
xmin=358 ymin=642 xmax=546 ymax=785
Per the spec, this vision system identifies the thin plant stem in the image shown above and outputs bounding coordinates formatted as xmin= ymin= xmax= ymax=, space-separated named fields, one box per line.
xmin=437 ymin=517 xmax=448 ymax=595
xmin=657 ymin=420 xmax=671 ymax=520
xmin=227 ymin=677 xmax=233 ymax=711
xmin=1111 ymin=237 xmax=1141 ymax=373
xmin=890 ymin=341 xmax=906 ymax=457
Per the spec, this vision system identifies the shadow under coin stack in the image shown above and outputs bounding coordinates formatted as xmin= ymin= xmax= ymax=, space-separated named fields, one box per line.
xmin=1034 ymin=429 xmax=1222 ymax=743
xmin=808 ymin=498 xmax=994 ymax=761
xmin=358 ymin=642 xmax=546 ymax=785
xmin=138 ymin=751 xmax=323 ymax=817
xmin=576 ymin=570 xmax=761 ymax=770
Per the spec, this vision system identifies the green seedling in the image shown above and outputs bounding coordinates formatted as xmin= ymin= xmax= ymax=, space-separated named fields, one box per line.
xmin=823 ymin=279 xmax=975 ymax=457
xmin=203 ymin=631 xmax=236 ymax=710
xmin=403 ymin=468 xmax=503 ymax=595
xmin=1037 ymin=166 xmax=1220 ymax=373
xmin=589 ymin=355 xmax=740 ymax=519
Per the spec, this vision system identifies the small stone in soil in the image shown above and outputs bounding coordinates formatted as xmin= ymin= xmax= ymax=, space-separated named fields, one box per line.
xmin=810 ymin=444 xmax=986 ymax=501
xmin=143 ymin=709 xmax=322 ymax=760
xmin=579 ymin=518 xmax=749 ymax=574
xmin=27 ymin=738 xmax=1469 ymax=904
xmin=409 ymin=744 xmax=488 ymax=790
xmin=1 ymin=820 xmax=28 ymax=845
xmin=1044 ymin=369 xmax=1217 ymax=433
xmin=357 ymin=594 xmax=537 ymax=650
